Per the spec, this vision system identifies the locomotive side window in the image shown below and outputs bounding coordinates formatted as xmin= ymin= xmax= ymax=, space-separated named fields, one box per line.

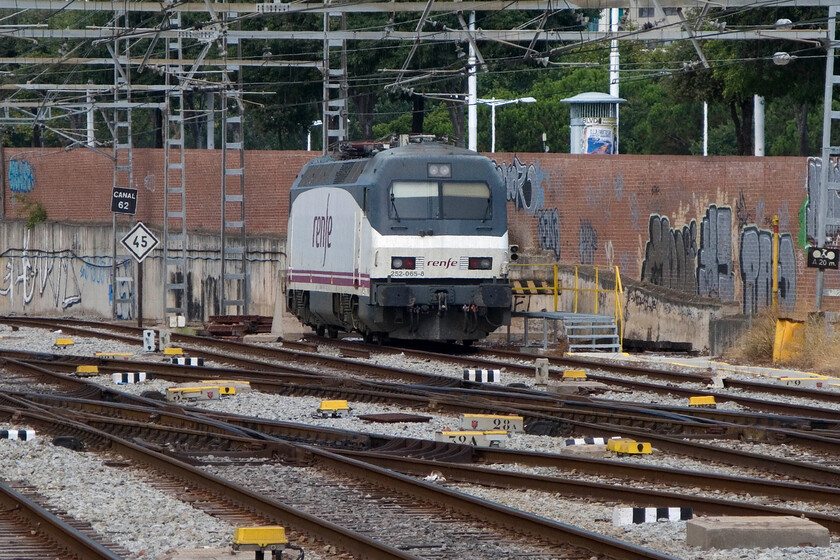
xmin=441 ymin=182 xmax=490 ymax=220
xmin=391 ymin=181 xmax=439 ymax=219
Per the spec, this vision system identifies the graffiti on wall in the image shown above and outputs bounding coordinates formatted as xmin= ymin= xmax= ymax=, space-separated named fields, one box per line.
xmin=0 ymin=230 xmax=132 ymax=315
xmin=496 ymin=155 xmax=547 ymax=215
xmin=641 ymin=215 xmax=697 ymax=293
xmin=536 ymin=207 xmax=561 ymax=259
xmin=0 ymin=232 xmax=81 ymax=308
xmin=697 ymin=205 xmax=735 ymax=301
xmin=8 ymin=158 xmax=34 ymax=193
xmin=579 ymin=219 xmax=598 ymax=264
xmin=740 ymin=226 xmax=796 ymax=313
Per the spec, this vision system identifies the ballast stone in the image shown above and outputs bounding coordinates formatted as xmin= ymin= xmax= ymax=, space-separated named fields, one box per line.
xmin=686 ymin=516 xmax=830 ymax=550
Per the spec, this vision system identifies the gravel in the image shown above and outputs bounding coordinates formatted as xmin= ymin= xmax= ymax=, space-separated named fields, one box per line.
xmin=2 ymin=323 xmax=840 ymax=559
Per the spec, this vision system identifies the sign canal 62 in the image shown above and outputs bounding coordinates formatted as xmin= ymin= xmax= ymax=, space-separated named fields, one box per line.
xmin=111 ymin=187 xmax=138 ymax=215
xmin=807 ymin=246 xmax=839 ymax=270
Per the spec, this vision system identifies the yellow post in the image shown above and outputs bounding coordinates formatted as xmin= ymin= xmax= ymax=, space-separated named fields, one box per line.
xmin=553 ymin=265 xmax=559 ymax=311
xmin=772 ymin=215 xmax=779 ymax=312
xmin=574 ymin=266 xmax=579 ymax=313
xmin=594 ymin=266 xmax=599 ymax=314
xmin=614 ymin=266 xmax=624 ymax=351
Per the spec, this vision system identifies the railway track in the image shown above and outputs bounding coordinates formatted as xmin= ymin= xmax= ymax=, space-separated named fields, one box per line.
xmin=7 ymin=389 xmax=840 ymax=528
xmin=0 ymin=479 xmax=126 ymax=560
xmin=5 ymin=317 xmax=840 ymax=558
xmin=9 ymin=316 xmax=840 ymax=425
xmin=7 ymin=325 xmax=840 ymax=479
xmin=7 ymin=340 xmax=840 ymax=462
xmin=0 ymin=392 xmax=682 ymax=560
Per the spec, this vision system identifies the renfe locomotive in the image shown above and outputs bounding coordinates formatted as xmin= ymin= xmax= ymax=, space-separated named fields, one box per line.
xmin=285 ymin=139 xmax=513 ymax=344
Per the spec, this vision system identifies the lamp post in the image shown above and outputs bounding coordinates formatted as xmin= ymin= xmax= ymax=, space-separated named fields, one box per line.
xmin=307 ymin=120 xmax=322 ymax=151
xmin=477 ymin=97 xmax=536 ymax=152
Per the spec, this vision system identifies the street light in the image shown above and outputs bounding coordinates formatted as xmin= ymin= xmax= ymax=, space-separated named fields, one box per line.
xmin=307 ymin=120 xmax=322 ymax=151
xmin=477 ymin=97 xmax=536 ymax=153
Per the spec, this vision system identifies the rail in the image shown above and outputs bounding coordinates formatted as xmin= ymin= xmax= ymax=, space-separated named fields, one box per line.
xmin=509 ymin=263 xmax=625 ymax=347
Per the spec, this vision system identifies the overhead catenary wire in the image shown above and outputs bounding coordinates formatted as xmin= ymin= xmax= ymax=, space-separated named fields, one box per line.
xmin=0 ymin=0 xmax=827 ymax=146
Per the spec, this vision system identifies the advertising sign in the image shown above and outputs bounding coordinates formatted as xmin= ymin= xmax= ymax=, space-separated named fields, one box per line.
xmin=583 ymin=117 xmax=616 ymax=155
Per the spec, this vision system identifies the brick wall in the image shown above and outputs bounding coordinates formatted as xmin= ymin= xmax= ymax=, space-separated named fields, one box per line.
xmin=2 ymin=147 xmax=314 ymax=236
xmin=1 ymin=147 xmax=826 ymax=315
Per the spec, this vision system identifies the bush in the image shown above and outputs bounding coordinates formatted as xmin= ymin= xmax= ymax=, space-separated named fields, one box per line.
xmin=12 ymin=194 xmax=47 ymax=229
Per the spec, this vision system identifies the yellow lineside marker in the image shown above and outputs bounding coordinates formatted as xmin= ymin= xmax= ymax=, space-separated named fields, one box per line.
xmin=55 ymin=338 xmax=74 ymax=346
xmin=688 ymin=396 xmax=716 ymax=408
xmin=95 ymin=352 xmax=133 ymax=358
xmin=75 ymin=365 xmax=99 ymax=374
xmin=318 ymin=399 xmax=349 ymax=413
xmin=163 ymin=347 xmax=184 ymax=355
xmin=562 ymin=369 xmax=587 ymax=380
xmin=232 ymin=526 xmax=288 ymax=548
xmin=607 ymin=439 xmax=652 ymax=454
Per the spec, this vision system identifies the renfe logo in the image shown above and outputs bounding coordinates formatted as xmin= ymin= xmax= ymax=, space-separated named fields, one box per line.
xmin=426 ymin=258 xmax=458 ymax=269
xmin=312 ymin=194 xmax=333 ymax=265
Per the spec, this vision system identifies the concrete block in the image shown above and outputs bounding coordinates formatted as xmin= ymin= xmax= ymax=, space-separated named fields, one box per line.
xmin=686 ymin=516 xmax=830 ymax=550
xmin=558 ymin=444 xmax=608 ymax=457
xmin=546 ymin=381 xmax=608 ymax=395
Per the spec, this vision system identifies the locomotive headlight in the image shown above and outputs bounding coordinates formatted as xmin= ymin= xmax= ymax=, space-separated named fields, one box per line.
xmin=468 ymin=257 xmax=493 ymax=270
xmin=427 ymin=163 xmax=451 ymax=178
xmin=391 ymin=256 xmax=416 ymax=270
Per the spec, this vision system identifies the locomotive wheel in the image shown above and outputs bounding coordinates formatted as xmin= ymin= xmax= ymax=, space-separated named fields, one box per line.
xmin=315 ymin=325 xmax=326 ymax=337
xmin=327 ymin=327 xmax=339 ymax=339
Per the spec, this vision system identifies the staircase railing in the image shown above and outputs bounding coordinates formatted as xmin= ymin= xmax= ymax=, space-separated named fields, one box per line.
xmin=510 ymin=263 xmax=625 ymax=350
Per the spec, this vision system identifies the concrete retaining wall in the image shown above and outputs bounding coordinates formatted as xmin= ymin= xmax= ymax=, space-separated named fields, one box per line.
xmin=0 ymin=221 xmax=283 ymax=321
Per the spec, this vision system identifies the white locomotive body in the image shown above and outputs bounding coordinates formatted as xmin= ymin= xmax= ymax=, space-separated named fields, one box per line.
xmin=286 ymin=141 xmax=512 ymax=343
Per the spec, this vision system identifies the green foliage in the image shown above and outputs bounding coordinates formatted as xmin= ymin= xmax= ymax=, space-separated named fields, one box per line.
xmin=0 ymin=5 xmax=829 ymax=156
xmin=12 ymin=194 xmax=47 ymax=229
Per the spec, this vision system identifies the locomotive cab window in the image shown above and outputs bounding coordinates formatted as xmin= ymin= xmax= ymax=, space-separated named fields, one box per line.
xmin=390 ymin=180 xmax=491 ymax=220
xmin=442 ymin=182 xmax=490 ymax=220
xmin=391 ymin=181 xmax=439 ymax=219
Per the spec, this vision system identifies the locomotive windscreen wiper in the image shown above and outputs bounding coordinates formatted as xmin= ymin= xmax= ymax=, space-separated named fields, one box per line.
xmin=390 ymin=193 xmax=401 ymax=222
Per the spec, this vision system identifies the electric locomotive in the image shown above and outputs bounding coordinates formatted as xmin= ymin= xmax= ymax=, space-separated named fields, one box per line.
xmin=285 ymin=139 xmax=512 ymax=343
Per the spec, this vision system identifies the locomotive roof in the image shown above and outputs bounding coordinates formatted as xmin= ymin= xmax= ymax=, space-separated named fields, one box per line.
xmin=292 ymin=143 xmax=492 ymax=190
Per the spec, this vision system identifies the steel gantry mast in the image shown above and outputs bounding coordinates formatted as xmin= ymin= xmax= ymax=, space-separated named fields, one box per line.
xmin=163 ymin=11 xmax=188 ymax=323
xmin=110 ymin=6 xmax=136 ymax=320
xmin=322 ymin=0 xmax=349 ymax=153
xmin=219 ymin=8 xmax=249 ymax=315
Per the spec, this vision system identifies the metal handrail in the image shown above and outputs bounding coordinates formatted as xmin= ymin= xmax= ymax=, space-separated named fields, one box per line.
xmin=510 ymin=263 xmax=624 ymax=349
